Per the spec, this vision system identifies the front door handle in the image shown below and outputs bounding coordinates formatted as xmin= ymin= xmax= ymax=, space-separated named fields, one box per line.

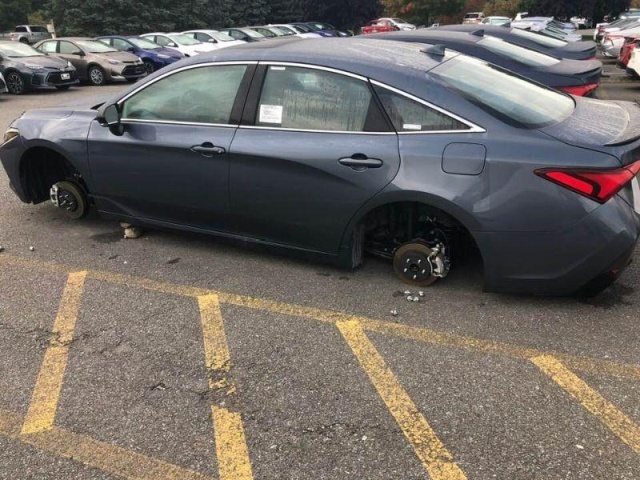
xmin=191 ymin=142 xmax=226 ymax=157
xmin=338 ymin=155 xmax=383 ymax=169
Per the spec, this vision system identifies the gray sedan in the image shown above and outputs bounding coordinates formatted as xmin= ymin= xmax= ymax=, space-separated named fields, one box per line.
xmin=1 ymin=38 xmax=639 ymax=295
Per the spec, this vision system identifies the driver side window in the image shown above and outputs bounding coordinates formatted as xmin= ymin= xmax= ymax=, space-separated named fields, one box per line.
xmin=121 ymin=65 xmax=247 ymax=125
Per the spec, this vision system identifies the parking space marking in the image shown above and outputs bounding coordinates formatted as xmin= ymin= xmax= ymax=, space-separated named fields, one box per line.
xmin=3 ymin=254 xmax=640 ymax=382
xmin=0 ymin=408 xmax=211 ymax=480
xmin=198 ymin=295 xmax=253 ymax=480
xmin=21 ymin=271 xmax=88 ymax=435
xmin=337 ymin=320 xmax=467 ymax=480
xmin=532 ymin=355 xmax=640 ymax=454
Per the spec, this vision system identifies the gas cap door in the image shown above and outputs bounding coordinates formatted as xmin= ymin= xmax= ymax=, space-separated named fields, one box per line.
xmin=442 ymin=142 xmax=486 ymax=175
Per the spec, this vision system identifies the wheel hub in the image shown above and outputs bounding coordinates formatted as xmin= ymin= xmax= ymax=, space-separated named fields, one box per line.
xmin=402 ymin=252 xmax=432 ymax=282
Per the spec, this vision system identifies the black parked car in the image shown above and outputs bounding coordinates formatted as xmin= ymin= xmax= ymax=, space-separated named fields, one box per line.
xmin=439 ymin=24 xmax=597 ymax=60
xmin=0 ymin=41 xmax=78 ymax=94
xmin=366 ymin=30 xmax=602 ymax=96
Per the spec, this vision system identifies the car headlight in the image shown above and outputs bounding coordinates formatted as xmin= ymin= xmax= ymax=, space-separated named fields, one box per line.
xmin=67 ymin=61 xmax=73 ymax=69
xmin=24 ymin=64 xmax=45 ymax=71
xmin=108 ymin=59 xmax=122 ymax=65
xmin=3 ymin=128 xmax=19 ymax=144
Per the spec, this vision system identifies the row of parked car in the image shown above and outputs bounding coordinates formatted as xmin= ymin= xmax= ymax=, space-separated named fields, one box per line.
xmin=0 ymin=22 xmax=349 ymax=95
xmin=593 ymin=14 xmax=640 ymax=78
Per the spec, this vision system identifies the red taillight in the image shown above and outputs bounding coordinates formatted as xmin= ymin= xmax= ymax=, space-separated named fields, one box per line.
xmin=535 ymin=160 xmax=640 ymax=203
xmin=557 ymin=83 xmax=599 ymax=96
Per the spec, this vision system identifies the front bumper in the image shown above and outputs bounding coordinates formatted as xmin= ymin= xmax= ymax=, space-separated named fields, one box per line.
xmin=27 ymin=69 xmax=79 ymax=89
xmin=0 ymin=134 xmax=28 ymax=202
xmin=110 ymin=63 xmax=147 ymax=80
xmin=476 ymin=195 xmax=640 ymax=296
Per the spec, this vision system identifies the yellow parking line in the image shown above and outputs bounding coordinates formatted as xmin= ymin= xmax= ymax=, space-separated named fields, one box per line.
xmin=3 ymin=255 xmax=640 ymax=381
xmin=21 ymin=271 xmax=87 ymax=435
xmin=532 ymin=355 xmax=640 ymax=454
xmin=0 ymin=408 xmax=211 ymax=479
xmin=198 ymin=295 xmax=253 ymax=480
xmin=337 ymin=320 xmax=467 ymax=480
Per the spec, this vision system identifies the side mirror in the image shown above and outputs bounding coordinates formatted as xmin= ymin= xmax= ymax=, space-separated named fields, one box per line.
xmin=208 ymin=38 xmax=217 ymax=43
xmin=72 ymin=50 xmax=84 ymax=56
xmin=127 ymin=47 xmax=136 ymax=53
xmin=169 ymin=42 xmax=177 ymax=47
xmin=102 ymin=104 xmax=124 ymax=136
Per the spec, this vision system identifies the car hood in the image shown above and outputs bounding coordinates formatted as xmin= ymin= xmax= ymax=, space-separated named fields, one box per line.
xmin=14 ymin=55 xmax=69 ymax=69
xmin=154 ymin=47 xmax=183 ymax=58
xmin=542 ymin=97 xmax=640 ymax=153
xmin=100 ymin=51 xmax=141 ymax=62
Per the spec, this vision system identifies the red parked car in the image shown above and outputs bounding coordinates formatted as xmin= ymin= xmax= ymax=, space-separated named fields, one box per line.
xmin=618 ymin=34 xmax=640 ymax=68
xmin=360 ymin=19 xmax=399 ymax=35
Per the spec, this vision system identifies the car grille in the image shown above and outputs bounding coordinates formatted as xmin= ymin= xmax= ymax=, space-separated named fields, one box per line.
xmin=46 ymin=71 xmax=77 ymax=85
xmin=122 ymin=65 xmax=145 ymax=76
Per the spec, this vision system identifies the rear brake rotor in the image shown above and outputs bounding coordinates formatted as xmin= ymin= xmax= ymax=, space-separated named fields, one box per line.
xmin=392 ymin=242 xmax=439 ymax=287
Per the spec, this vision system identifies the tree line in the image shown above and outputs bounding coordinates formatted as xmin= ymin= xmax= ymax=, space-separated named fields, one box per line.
xmin=0 ymin=0 xmax=633 ymax=35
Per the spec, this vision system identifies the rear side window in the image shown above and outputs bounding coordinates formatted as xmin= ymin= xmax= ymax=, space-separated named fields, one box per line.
xmin=257 ymin=66 xmax=388 ymax=132
xmin=122 ymin=65 xmax=247 ymax=124
xmin=15 ymin=26 xmax=27 ymax=32
xmin=30 ymin=26 xmax=49 ymax=33
xmin=373 ymin=85 xmax=468 ymax=132
xmin=59 ymin=41 xmax=79 ymax=54
xmin=431 ymin=54 xmax=574 ymax=129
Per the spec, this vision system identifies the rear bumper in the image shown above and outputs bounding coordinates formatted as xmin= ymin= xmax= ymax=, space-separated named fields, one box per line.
xmin=476 ymin=196 xmax=640 ymax=296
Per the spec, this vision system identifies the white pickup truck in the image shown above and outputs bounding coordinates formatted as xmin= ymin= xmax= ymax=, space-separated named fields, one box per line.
xmin=9 ymin=25 xmax=52 ymax=44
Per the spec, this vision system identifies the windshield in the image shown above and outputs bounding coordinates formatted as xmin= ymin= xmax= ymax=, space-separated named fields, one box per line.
xmin=299 ymin=24 xmax=316 ymax=32
xmin=76 ymin=40 xmax=118 ymax=53
xmin=129 ymin=37 xmax=162 ymax=49
xmin=252 ymin=27 xmax=277 ymax=37
xmin=478 ymin=36 xmax=561 ymax=66
xmin=0 ymin=42 xmax=44 ymax=57
xmin=432 ymin=55 xmax=574 ymax=128
xmin=242 ymin=28 xmax=265 ymax=38
xmin=169 ymin=34 xmax=201 ymax=45
xmin=210 ymin=31 xmax=235 ymax=42
xmin=273 ymin=26 xmax=295 ymax=35
xmin=510 ymin=28 xmax=567 ymax=47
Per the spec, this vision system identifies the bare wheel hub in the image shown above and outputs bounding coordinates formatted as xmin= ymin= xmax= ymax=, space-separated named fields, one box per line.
xmin=392 ymin=241 xmax=450 ymax=287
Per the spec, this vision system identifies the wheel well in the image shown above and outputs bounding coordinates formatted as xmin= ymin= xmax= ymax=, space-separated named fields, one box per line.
xmin=352 ymin=201 xmax=482 ymax=268
xmin=19 ymin=148 xmax=88 ymax=204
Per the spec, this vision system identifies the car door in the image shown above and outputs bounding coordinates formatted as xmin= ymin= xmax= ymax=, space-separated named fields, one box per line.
xmin=228 ymin=64 xmax=401 ymax=254
xmin=87 ymin=63 xmax=255 ymax=230
xmin=58 ymin=40 xmax=87 ymax=79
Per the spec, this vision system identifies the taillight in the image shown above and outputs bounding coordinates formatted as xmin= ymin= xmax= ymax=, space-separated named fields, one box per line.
xmin=535 ymin=160 xmax=640 ymax=204
xmin=557 ymin=83 xmax=599 ymax=96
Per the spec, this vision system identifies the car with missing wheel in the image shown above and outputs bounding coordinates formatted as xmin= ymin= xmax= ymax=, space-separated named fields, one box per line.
xmin=34 ymin=38 xmax=146 ymax=85
xmin=1 ymin=38 xmax=639 ymax=296
xmin=0 ymin=40 xmax=78 ymax=94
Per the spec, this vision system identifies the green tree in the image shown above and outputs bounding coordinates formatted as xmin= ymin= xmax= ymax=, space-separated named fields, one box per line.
xmin=383 ymin=0 xmax=466 ymax=26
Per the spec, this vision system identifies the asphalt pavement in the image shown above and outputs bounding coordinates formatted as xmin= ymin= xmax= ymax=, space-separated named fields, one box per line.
xmin=0 ymin=64 xmax=639 ymax=479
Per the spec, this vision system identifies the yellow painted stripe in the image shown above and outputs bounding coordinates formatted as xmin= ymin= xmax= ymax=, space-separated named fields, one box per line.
xmin=212 ymin=406 xmax=254 ymax=480
xmin=337 ymin=320 xmax=467 ymax=480
xmin=0 ymin=407 xmax=211 ymax=479
xmin=22 ymin=271 xmax=87 ymax=435
xmin=198 ymin=295 xmax=253 ymax=480
xmin=532 ymin=355 xmax=640 ymax=454
xmin=4 ymin=255 xmax=640 ymax=381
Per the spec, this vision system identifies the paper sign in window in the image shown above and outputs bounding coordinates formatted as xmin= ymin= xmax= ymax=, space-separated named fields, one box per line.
xmin=259 ymin=105 xmax=283 ymax=124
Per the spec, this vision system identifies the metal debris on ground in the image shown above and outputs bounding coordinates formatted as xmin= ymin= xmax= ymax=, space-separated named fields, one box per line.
xmin=412 ymin=296 xmax=420 ymax=303
xmin=390 ymin=309 xmax=398 ymax=317
xmin=29 ymin=246 xmax=35 ymax=251
xmin=124 ymin=227 xmax=143 ymax=239
xmin=406 ymin=296 xmax=414 ymax=302
xmin=0 ymin=246 xmax=4 ymax=253
xmin=403 ymin=290 xmax=412 ymax=295
xmin=418 ymin=291 xmax=425 ymax=297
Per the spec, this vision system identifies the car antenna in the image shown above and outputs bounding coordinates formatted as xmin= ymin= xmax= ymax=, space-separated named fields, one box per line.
xmin=420 ymin=44 xmax=446 ymax=57
xmin=470 ymin=29 xmax=485 ymax=37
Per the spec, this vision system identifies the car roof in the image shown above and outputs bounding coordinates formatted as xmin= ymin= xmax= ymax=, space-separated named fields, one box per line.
xmin=178 ymin=37 xmax=454 ymax=80
xmin=372 ymin=30 xmax=484 ymax=47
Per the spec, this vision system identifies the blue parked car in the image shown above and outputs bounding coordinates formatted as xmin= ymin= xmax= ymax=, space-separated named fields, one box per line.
xmin=96 ymin=35 xmax=184 ymax=74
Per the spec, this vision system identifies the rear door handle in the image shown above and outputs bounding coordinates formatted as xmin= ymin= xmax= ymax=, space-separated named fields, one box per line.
xmin=191 ymin=142 xmax=226 ymax=157
xmin=338 ymin=156 xmax=384 ymax=169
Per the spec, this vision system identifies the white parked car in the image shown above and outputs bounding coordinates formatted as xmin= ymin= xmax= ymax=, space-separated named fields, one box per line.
xmin=570 ymin=16 xmax=592 ymax=29
xmin=0 ymin=72 xmax=7 ymax=94
xmin=602 ymin=24 xmax=640 ymax=57
xmin=480 ymin=16 xmax=511 ymax=25
xmin=378 ymin=17 xmax=416 ymax=30
xmin=626 ymin=44 xmax=640 ymax=76
xmin=182 ymin=30 xmax=246 ymax=49
xmin=140 ymin=32 xmax=216 ymax=56
xmin=268 ymin=24 xmax=322 ymax=38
